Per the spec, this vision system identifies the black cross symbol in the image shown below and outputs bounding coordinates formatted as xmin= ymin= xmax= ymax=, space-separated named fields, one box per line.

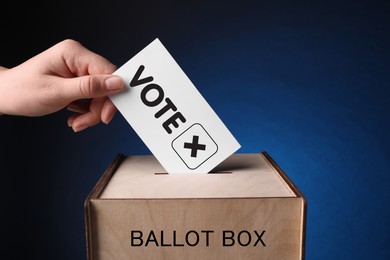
xmin=184 ymin=135 xmax=206 ymax=158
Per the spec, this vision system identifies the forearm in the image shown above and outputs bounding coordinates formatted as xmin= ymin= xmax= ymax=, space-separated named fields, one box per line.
xmin=0 ymin=67 xmax=6 ymax=114
xmin=0 ymin=66 xmax=11 ymax=115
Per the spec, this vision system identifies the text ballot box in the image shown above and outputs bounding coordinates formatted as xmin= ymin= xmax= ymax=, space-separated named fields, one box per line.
xmin=84 ymin=152 xmax=306 ymax=259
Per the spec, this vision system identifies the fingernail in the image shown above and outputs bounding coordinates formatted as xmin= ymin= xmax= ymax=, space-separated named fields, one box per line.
xmin=67 ymin=118 xmax=74 ymax=127
xmin=105 ymin=76 xmax=124 ymax=91
xmin=103 ymin=113 xmax=115 ymax=125
xmin=73 ymin=124 xmax=88 ymax=133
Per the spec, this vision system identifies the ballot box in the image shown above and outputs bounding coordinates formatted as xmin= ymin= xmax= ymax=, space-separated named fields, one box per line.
xmin=84 ymin=152 xmax=306 ymax=259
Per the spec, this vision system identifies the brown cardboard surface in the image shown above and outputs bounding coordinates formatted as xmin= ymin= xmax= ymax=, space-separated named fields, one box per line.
xmin=99 ymin=153 xmax=295 ymax=199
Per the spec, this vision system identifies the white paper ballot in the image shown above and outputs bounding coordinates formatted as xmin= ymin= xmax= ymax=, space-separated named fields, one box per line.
xmin=110 ymin=38 xmax=240 ymax=173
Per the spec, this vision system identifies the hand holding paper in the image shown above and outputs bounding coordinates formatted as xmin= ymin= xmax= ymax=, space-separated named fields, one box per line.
xmin=110 ymin=39 xmax=240 ymax=173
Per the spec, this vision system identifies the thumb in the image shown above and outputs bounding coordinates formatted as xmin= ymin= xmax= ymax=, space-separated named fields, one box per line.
xmin=60 ymin=74 xmax=125 ymax=101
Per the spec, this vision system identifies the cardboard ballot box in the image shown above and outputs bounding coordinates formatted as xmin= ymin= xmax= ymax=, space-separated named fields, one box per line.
xmin=84 ymin=152 xmax=306 ymax=260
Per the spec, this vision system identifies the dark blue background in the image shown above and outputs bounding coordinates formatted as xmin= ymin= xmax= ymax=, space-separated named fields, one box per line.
xmin=1 ymin=0 xmax=389 ymax=259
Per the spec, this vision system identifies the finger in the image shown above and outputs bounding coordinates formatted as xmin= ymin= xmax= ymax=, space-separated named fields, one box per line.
xmin=57 ymin=74 xmax=124 ymax=102
xmin=58 ymin=39 xmax=117 ymax=76
xmin=67 ymin=113 xmax=78 ymax=127
xmin=71 ymin=97 xmax=106 ymax=132
xmin=101 ymin=98 xmax=117 ymax=124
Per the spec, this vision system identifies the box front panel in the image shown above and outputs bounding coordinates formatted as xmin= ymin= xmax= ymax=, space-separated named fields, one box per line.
xmin=90 ymin=198 xmax=303 ymax=260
